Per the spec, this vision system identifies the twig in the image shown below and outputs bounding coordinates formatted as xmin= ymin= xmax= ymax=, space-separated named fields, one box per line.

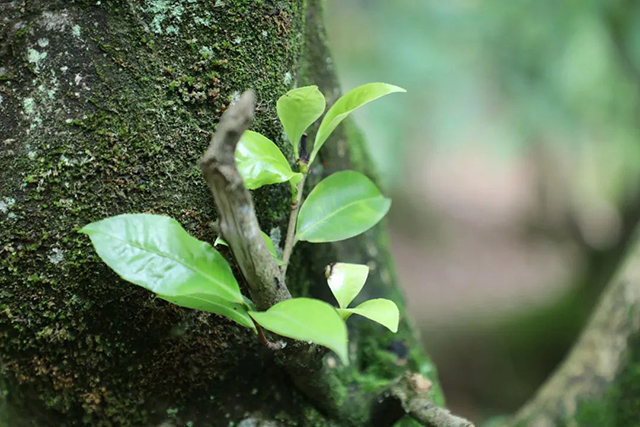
xmin=371 ymin=373 xmax=475 ymax=427
xmin=199 ymin=90 xmax=345 ymax=416
xmin=199 ymin=90 xmax=291 ymax=310
xmin=281 ymin=173 xmax=306 ymax=275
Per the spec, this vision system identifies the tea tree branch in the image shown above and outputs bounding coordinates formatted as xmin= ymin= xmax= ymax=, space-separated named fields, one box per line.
xmin=281 ymin=172 xmax=306 ymax=274
xmin=199 ymin=91 xmax=345 ymax=413
xmin=82 ymin=81 xmax=474 ymax=426
xmin=200 ymin=90 xmax=291 ymax=310
xmin=282 ymin=133 xmax=311 ymax=275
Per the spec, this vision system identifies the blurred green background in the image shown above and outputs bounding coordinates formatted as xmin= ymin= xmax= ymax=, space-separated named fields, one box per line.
xmin=325 ymin=0 xmax=640 ymax=421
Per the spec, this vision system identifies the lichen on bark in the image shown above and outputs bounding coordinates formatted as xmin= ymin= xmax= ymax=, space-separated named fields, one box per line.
xmin=0 ymin=1 xmax=440 ymax=425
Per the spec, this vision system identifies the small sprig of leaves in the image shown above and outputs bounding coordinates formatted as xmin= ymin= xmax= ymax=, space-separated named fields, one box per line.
xmin=80 ymin=83 xmax=404 ymax=365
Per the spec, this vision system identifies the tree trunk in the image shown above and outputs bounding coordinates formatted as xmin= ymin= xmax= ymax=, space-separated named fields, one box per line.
xmin=507 ymin=235 xmax=640 ymax=427
xmin=0 ymin=1 xmax=441 ymax=425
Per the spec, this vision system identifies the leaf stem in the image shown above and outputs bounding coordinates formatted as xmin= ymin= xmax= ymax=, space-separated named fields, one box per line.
xmin=281 ymin=171 xmax=306 ymax=275
xmin=252 ymin=317 xmax=285 ymax=351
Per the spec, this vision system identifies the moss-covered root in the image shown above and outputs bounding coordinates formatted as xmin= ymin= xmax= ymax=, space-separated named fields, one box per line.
xmin=508 ymin=238 xmax=640 ymax=427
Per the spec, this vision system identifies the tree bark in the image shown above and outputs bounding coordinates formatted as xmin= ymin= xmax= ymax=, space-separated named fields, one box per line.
xmin=0 ymin=1 xmax=442 ymax=425
xmin=507 ymin=233 xmax=640 ymax=427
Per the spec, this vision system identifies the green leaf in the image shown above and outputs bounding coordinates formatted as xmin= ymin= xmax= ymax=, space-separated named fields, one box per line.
xmin=262 ymin=232 xmax=285 ymax=266
xmin=277 ymin=86 xmax=326 ymax=158
xmin=296 ymin=171 xmax=391 ymax=243
xmin=214 ymin=236 xmax=227 ymax=247
xmin=158 ymin=293 xmax=255 ymax=331
xmin=338 ymin=299 xmax=399 ymax=333
xmin=215 ymin=232 xmax=283 ymax=265
xmin=79 ymin=213 xmax=245 ymax=306
xmin=250 ymin=298 xmax=349 ymax=365
xmin=326 ymin=263 xmax=370 ymax=309
xmin=235 ymin=130 xmax=301 ymax=190
xmin=310 ymin=83 xmax=405 ymax=163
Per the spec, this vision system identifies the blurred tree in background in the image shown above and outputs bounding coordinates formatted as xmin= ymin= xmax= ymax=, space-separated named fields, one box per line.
xmin=327 ymin=0 xmax=640 ymax=422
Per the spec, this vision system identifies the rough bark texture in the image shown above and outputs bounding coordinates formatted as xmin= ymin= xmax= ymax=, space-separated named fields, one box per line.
xmin=0 ymin=1 xmax=441 ymax=426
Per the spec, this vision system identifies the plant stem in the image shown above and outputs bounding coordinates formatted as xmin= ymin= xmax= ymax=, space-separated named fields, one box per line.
xmin=200 ymin=90 xmax=291 ymax=310
xmin=372 ymin=373 xmax=475 ymax=427
xmin=252 ymin=319 xmax=285 ymax=351
xmin=281 ymin=173 xmax=306 ymax=275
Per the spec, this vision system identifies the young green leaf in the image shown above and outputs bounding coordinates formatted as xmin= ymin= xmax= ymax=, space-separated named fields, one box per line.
xmin=326 ymin=263 xmax=370 ymax=309
xmin=215 ymin=231 xmax=283 ymax=265
xmin=296 ymin=171 xmax=391 ymax=243
xmin=158 ymin=293 xmax=256 ymax=330
xmin=235 ymin=130 xmax=302 ymax=190
xmin=338 ymin=298 xmax=399 ymax=333
xmin=310 ymin=83 xmax=405 ymax=163
xmin=277 ymin=86 xmax=326 ymax=158
xmin=79 ymin=214 xmax=245 ymax=305
xmin=262 ymin=232 xmax=285 ymax=266
xmin=214 ymin=236 xmax=227 ymax=247
xmin=249 ymin=298 xmax=349 ymax=365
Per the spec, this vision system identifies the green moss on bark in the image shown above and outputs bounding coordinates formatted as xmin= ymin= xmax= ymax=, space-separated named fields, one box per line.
xmin=571 ymin=333 xmax=640 ymax=427
xmin=1 ymin=1 xmax=309 ymax=425
xmin=0 ymin=1 xmax=442 ymax=425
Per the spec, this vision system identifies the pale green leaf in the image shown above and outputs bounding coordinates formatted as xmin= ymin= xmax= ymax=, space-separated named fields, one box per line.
xmin=215 ymin=232 xmax=283 ymax=265
xmin=235 ymin=130 xmax=300 ymax=190
xmin=311 ymin=83 xmax=405 ymax=163
xmin=79 ymin=213 xmax=245 ymax=306
xmin=326 ymin=263 xmax=370 ymax=309
xmin=296 ymin=171 xmax=391 ymax=243
xmin=338 ymin=299 xmax=399 ymax=333
xmin=277 ymin=86 xmax=326 ymax=158
xmin=250 ymin=298 xmax=349 ymax=365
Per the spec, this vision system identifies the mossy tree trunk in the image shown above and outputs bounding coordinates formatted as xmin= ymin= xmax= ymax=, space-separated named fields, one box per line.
xmin=0 ymin=1 xmax=441 ymax=425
